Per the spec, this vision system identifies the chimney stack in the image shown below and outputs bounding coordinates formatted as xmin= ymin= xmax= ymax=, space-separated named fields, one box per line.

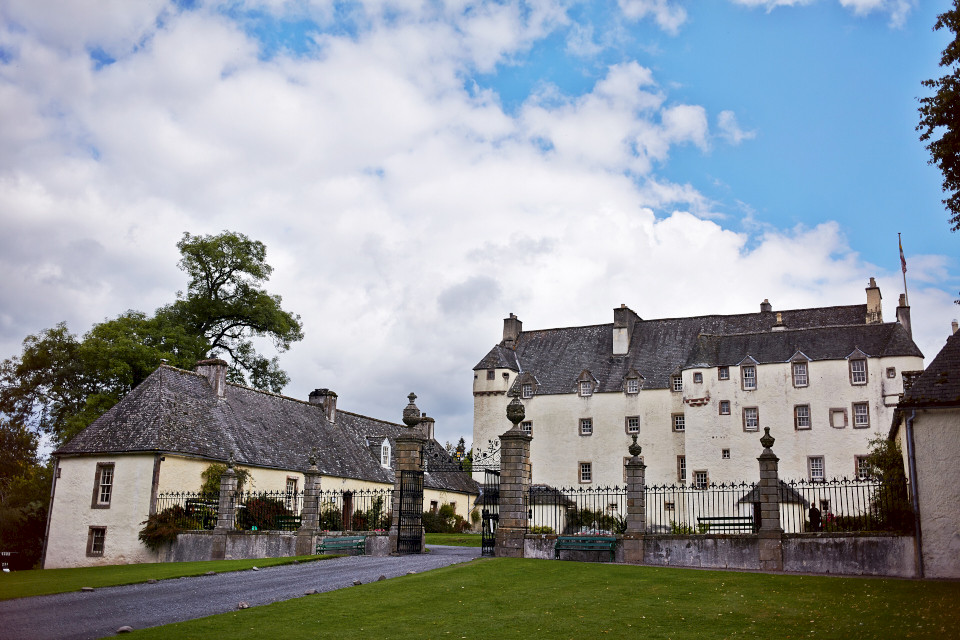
xmin=503 ymin=313 xmax=522 ymax=349
xmin=195 ymin=359 xmax=228 ymax=398
xmin=865 ymin=277 xmax=882 ymax=324
xmin=896 ymin=293 xmax=912 ymax=337
xmin=613 ymin=304 xmax=641 ymax=355
xmin=760 ymin=299 xmax=772 ymax=313
xmin=309 ymin=388 xmax=338 ymax=423
xmin=419 ymin=415 xmax=435 ymax=440
xmin=952 ymin=319 xmax=958 ymax=335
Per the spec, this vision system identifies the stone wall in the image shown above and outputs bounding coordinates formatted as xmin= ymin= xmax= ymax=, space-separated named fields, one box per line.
xmin=160 ymin=531 xmax=390 ymax=562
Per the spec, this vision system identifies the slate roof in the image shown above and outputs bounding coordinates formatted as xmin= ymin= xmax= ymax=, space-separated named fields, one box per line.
xmin=896 ymin=332 xmax=960 ymax=410
xmin=474 ymin=304 xmax=922 ymax=394
xmin=56 ymin=365 xmax=478 ymax=495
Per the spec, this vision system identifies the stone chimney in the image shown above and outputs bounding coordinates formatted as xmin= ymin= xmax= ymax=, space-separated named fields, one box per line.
xmin=952 ymin=319 xmax=958 ymax=335
xmin=613 ymin=304 xmax=640 ymax=355
xmin=419 ymin=415 xmax=435 ymax=440
xmin=503 ymin=313 xmax=522 ymax=349
xmin=760 ymin=299 xmax=772 ymax=313
xmin=195 ymin=359 xmax=228 ymax=398
xmin=865 ymin=277 xmax=882 ymax=324
xmin=308 ymin=388 xmax=338 ymax=423
xmin=896 ymin=294 xmax=912 ymax=337
xmin=772 ymin=312 xmax=786 ymax=331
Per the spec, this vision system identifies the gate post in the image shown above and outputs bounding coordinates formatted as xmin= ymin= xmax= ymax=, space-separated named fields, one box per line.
xmin=757 ymin=428 xmax=783 ymax=571
xmin=215 ymin=456 xmax=238 ymax=531
xmin=389 ymin=393 xmax=427 ymax=554
xmin=623 ymin=435 xmax=646 ymax=563
xmin=495 ymin=397 xmax=532 ymax=558
xmin=296 ymin=449 xmax=322 ymax=555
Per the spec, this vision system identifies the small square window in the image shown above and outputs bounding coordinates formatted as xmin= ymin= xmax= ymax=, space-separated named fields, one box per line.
xmin=743 ymin=407 xmax=759 ymax=431
xmin=677 ymin=456 xmax=686 ymax=483
xmin=855 ymin=456 xmax=871 ymax=479
xmin=809 ymin=456 xmax=825 ymax=482
xmin=719 ymin=400 xmax=730 ymax=415
xmin=718 ymin=366 xmax=729 ymax=380
xmin=672 ymin=414 xmax=685 ymax=432
xmin=853 ymin=402 xmax=870 ymax=428
xmin=830 ymin=409 xmax=847 ymax=429
xmin=579 ymin=462 xmax=592 ymax=483
xmin=849 ymin=359 xmax=867 ymax=385
xmin=886 ymin=367 xmax=897 ymax=379
xmin=87 ymin=527 xmax=106 ymax=557
xmin=521 ymin=383 xmax=533 ymax=398
xmin=626 ymin=378 xmax=640 ymax=394
xmin=693 ymin=372 xmax=703 ymax=384
xmin=625 ymin=416 xmax=640 ymax=434
xmin=671 ymin=375 xmax=683 ymax=392
xmin=521 ymin=421 xmax=532 ymax=435
xmin=664 ymin=501 xmax=676 ymax=511
xmin=741 ymin=365 xmax=757 ymax=390
xmin=792 ymin=362 xmax=808 ymax=387
xmin=486 ymin=369 xmax=495 ymax=380
xmin=579 ymin=418 xmax=593 ymax=436
xmin=794 ymin=405 xmax=811 ymax=430
xmin=694 ymin=471 xmax=709 ymax=490
xmin=579 ymin=381 xmax=593 ymax=397
xmin=722 ymin=449 xmax=730 ymax=460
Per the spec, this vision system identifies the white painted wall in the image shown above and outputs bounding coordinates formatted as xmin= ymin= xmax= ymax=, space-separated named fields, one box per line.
xmin=911 ymin=408 xmax=960 ymax=579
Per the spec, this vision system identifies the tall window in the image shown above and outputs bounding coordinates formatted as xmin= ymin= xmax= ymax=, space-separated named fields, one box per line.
xmin=87 ymin=527 xmax=106 ymax=557
xmin=809 ymin=456 xmax=825 ymax=482
xmin=626 ymin=378 xmax=640 ymax=394
xmin=671 ymin=375 xmax=683 ymax=392
xmin=849 ymin=359 xmax=867 ymax=385
xmin=677 ymin=456 xmax=687 ymax=482
xmin=381 ymin=440 xmax=391 ymax=466
xmin=741 ymin=365 xmax=757 ymax=390
xmin=625 ymin=416 xmax=640 ymax=434
xmin=743 ymin=407 xmax=759 ymax=431
xmin=719 ymin=400 xmax=730 ymax=415
xmin=579 ymin=462 xmax=592 ymax=483
xmin=521 ymin=383 xmax=533 ymax=398
xmin=285 ymin=477 xmax=298 ymax=510
xmin=853 ymin=402 xmax=870 ymax=428
xmin=792 ymin=362 xmax=808 ymax=387
xmin=579 ymin=381 xmax=593 ymax=397
xmin=672 ymin=414 xmax=685 ymax=432
xmin=794 ymin=405 xmax=811 ymax=430
xmin=579 ymin=418 xmax=593 ymax=436
xmin=521 ymin=421 xmax=533 ymax=435
xmin=92 ymin=463 xmax=115 ymax=509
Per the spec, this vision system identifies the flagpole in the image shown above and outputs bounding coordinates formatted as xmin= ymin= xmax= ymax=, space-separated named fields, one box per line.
xmin=899 ymin=232 xmax=909 ymax=307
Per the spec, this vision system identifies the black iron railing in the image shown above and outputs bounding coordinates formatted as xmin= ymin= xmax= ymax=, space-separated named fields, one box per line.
xmin=153 ymin=492 xmax=219 ymax=530
xmin=527 ymin=485 xmax=627 ymax=535
xmin=778 ymin=477 xmax=913 ymax=534
xmin=317 ymin=488 xmax=393 ymax=532
xmin=645 ymin=481 xmax=757 ymax=534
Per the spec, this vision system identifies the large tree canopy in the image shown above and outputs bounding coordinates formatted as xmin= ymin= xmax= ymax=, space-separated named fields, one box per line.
xmin=918 ymin=1 xmax=960 ymax=232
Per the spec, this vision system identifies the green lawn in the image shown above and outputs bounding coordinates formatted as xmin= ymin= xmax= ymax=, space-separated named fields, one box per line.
xmin=0 ymin=555 xmax=330 ymax=601
xmin=126 ymin=558 xmax=960 ymax=639
xmin=424 ymin=533 xmax=481 ymax=547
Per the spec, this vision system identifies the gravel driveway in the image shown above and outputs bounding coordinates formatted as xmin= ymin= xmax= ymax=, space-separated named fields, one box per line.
xmin=0 ymin=545 xmax=481 ymax=640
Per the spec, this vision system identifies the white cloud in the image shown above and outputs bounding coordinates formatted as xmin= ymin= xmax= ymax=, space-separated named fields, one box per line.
xmin=618 ymin=0 xmax=688 ymax=34
xmin=716 ymin=110 xmax=756 ymax=145
xmin=729 ymin=0 xmax=915 ymax=26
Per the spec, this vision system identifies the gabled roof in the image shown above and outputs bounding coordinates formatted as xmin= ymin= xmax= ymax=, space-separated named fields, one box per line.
xmin=56 ymin=365 xmax=478 ymax=495
xmin=475 ymin=304 xmax=921 ymax=394
xmin=896 ymin=332 xmax=960 ymax=410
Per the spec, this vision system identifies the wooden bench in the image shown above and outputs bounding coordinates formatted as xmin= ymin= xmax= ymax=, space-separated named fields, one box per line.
xmin=274 ymin=515 xmax=302 ymax=531
xmin=316 ymin=535 xmax=366 ymax=555
xmin=697 ymin=516 xmax=755 ymax=533
xmin=554 ymin=535 xmax=617 ymax=562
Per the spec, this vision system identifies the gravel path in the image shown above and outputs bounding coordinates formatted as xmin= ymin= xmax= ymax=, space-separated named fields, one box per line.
xmin=0 ymin=545 xmax=481 ymax=640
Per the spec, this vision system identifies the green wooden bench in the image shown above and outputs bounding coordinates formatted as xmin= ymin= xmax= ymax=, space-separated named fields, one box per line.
xmin=274 ymin=515 xmax=302 ymax=531
xmin=698 ymin=516 xmax=755 ymax=533
xmin=316 ymin=535 xmax=367 ymax=555
xmin=554 ymin=535 xmax=617 ymax=562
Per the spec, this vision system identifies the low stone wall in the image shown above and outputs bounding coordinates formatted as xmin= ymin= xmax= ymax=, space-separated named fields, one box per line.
xmin=160 ymin=531 xmax=390 ymax=562
xmin=524 ymin=533 xmax=918 ymax=578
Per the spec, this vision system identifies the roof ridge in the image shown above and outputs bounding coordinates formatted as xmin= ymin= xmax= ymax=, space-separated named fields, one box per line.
xmin=696 ymin=322 xmax=891 ymax=339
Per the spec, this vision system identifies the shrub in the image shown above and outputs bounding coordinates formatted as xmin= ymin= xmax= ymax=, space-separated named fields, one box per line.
xmin=236 ymin=497 xmax=290 ymax=530
xmin=529 ymin=525 xmax=555 ymax=534
xmin=320 ymin=506 xmax=343 ymax=531
xmin=139 ymin=505 xmax=199 ymax=551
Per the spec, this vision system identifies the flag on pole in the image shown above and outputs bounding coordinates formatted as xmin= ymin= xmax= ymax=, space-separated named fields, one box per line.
xmin=899 ymin=233 xmax=906 ymax=274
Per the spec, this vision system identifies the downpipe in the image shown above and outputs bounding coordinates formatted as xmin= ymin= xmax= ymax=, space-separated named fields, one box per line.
xmin=904 ymin=409 xmax=924 ymax=578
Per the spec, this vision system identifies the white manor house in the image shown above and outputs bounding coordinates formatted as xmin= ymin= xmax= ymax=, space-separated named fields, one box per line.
xmin=472 ymin=279 xmax=924 ymax=489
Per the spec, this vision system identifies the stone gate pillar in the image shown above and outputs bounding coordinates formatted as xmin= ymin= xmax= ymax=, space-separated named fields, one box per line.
xmin=757 ymin=428 xmax=783 ymax=571
xmin=296 ymin=449 xmax=322 ymax=555
xmin=495 ymin=397 xmax=532 ymax=558
xmin=623 ymin=435 xmax=646 ymax=563
xmin=215 ymin=456 xmax=238 ymax=531
xmin=389 ymin=393 xmax=427 ymax=554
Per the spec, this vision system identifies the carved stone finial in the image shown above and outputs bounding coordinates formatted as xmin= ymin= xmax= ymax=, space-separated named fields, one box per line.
xmin=402 ymin=393 xmax=422 ymax=428
xmin=227 ymin=452 xmax=235 ymax=469
xmin=760 ymin=427 xmax=775 ymax=450
xmin=308 ymin=447 xmax=317 ymax=468
xmin=506 ymin=397 xmax=525 ymax=428
xmin=628 ymin=434 xmax=642 ymax=457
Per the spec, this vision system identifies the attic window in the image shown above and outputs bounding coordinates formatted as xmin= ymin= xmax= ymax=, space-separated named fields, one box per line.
xmin=380 ymin=440 xmax=391 ymax=467
xmin=579 ymin=381 xmax=593 ymax=397
xmin=521 ymin=383 xmax=533 ymax=398
xmin=671 ymin=376 xmax=683 ymax=392
xmin=625 ymin=378 xmax=640 ymax=394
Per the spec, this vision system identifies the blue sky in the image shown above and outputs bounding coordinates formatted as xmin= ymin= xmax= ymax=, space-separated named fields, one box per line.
xmin=0 ymin=0 xmax=957 ymax=449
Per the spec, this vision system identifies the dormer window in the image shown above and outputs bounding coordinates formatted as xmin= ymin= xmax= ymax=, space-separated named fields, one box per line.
xmin=792 ymin=362 xmax=808 ymax=387
xmin=849 ymin=359 xmax=867 ymax=385
xmin=380 ymin=440 xmax=391 ymax=467
xmin=741 ymin=365 xmax=757 ymax=390
xmin=521 ymin=383 xmax=533 ymax=399
xmin=579 ymin=381 xmax=592 ymax=396
xmin=626 ymin=378 xmax=640 ymax=394
xmin=624 ymin=370 xmax=643 ymax=394
xmin=671 ymin=376 xmax=683 ymax=392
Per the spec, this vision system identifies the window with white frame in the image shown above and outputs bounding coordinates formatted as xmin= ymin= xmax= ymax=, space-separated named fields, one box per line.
xmin=792 ymin=362 xmax=808 ymax=387
xmin=849 ymin=359 xmax=867 ymax=385
xmin=380 ymin=440 xmax=391 ymax=466
xmin=521 ymin=421 xmax=532 ymax=435
xmin=625 ymin=416 xmax=640 ymax=434
xmin=87 ymin=527 xmax=106 ymax=557
xmin=693 ymin=372 xmax=703 ymax=384
xmin=809 ymin=456 xmax=825 ymax=481
xmin=794 ymin=405 xmax=811 ymax=430
xmin=855 ymin=456 xmax=872 ymax=479
xmin=92 ymin=463 xmax=114 ymax=509
xmin=285 ymin=477 xmax=298 ymax=510
xmin=671 ymin=375 xmax=683 ymax=392
xmin=579 ymin=418 xmax=593 ymax=436
xmin=853 ymin=402 xmax=870 ymax=428
xmin=718 ymin=366 xmax=729 ymax=380
xmin=677 ymin=455 xmax=687 ymax=482
xmin=741 ymin=365 xmax=757 ymax=390
xmin=579 ymin=462 xmax=592 ymax=483
xmin=672 ymin=413 xmax=685 ymax=432
xmin=626 ymin=378 xmax=640 ymax=394
xmin=719 ymin=400 xmax=730 ymax=415
xmin=521 ymin=383 xmax=533 ymax=398
xmin=743 ymin=407 xmax=759 ymax=431
xmin=579 ymin=381 xmax=593 ymax=397
xmin=694 ymin=470 xmax=709 ymax=490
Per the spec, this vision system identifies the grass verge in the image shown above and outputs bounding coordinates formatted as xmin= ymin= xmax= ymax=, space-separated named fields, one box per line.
xmin=126 ymin=558 xmax=960 ymax=639
xmin=424 ymin=533 xmax=481 ymax=547
xmin=0 ymin=555 xmax=331 ymax=601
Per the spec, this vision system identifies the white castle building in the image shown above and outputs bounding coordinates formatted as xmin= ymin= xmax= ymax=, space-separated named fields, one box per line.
xmin=472 ymin=279 xmax=923 ymax=488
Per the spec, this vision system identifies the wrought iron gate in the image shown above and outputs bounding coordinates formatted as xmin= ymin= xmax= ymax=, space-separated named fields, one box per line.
xmin=480 ymin=469 xmax=500 ymax=557
xmin=397 ymin=469 xmax=425 ymax=554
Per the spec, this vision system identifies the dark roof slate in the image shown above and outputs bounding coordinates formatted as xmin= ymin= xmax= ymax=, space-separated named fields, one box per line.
xmin=898 ymin=332 xmax=960 ymax=409
xmin=473 ymin=304 xmax=921 ymax=394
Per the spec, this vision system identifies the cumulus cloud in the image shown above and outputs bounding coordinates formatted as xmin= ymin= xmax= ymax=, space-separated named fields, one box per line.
xmin=729 ymin=0 xmax=914 ymax=26
xmin=716 ymin=110 xmax=756 ymax=145
xmin=618 ymin=0 xmax=688 ymax=34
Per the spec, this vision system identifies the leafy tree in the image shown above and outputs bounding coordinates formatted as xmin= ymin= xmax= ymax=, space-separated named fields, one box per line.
xmin=918 ymin=1 xmax=960 ymax=232
xmin=866 ymin=436 xmax=914 ymax=533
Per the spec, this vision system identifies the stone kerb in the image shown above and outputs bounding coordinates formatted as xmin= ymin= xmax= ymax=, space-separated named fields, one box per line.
xmin=756 ymin=427 xmax=784 ymax=571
